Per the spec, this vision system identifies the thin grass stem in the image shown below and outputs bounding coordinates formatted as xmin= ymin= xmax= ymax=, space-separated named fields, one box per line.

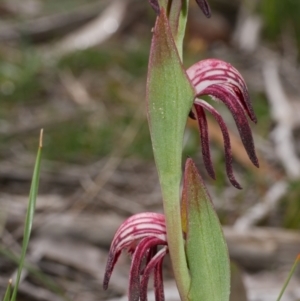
xmin=276 ymin=254 xmax=300 ymax=301
xmin=10 ymin=130 xmax=43 ymax=301
xmin=3 ymin=279 xmax=12 ymax=301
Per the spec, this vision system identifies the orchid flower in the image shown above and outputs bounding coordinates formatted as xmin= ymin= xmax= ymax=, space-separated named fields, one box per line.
xmin=146 ymin=1 xmax=258 ymax=191
xmin=103 ymin=158 xmax=231 ymax=301
xmin=103 ymin=213 xmax=168 ymax=301
xmin=186 ymin=59 xmax=259 ymax=189
xmin=144 ymin=3 xmax=258 ymax=298
xmin=103 ymin=0 xmax=258 ymax=300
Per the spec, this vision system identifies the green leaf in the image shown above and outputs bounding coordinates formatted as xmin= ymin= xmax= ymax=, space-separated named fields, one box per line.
xmin=146 ymin=8 xmax=195 ymax=300
xmin=183 ymin=158 xmax=230 ymax=301
xmin=10 ymin=130 xmax=43 ymax=301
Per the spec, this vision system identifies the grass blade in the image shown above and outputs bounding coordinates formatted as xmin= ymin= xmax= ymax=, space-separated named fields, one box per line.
xmin=3 ymin=279 xmax=12 ymax=301
xmin=10 ymin=130 xmax=43 ymax=301
xmin=276 ymin=254 xmax=300 ymax=301
xmin=0 ymin=247 xmax=69 ymax=301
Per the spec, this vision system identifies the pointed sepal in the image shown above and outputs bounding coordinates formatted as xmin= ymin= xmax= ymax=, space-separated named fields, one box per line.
xmin=182 ymin=158 xmax=230 ymax=301
xmin=195 ymin=0 xmax=211 ymax=18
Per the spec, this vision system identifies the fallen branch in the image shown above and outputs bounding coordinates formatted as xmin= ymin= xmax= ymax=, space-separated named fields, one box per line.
xmin=263 ymin=59 xmax=300 ymax=179
xmin=234 ymin=181 xmax=288 ymax=230
xmin=0 ymin=1 xmax=108 ymax=43
xmin=42 ymin=0 xmax=127 ymax=59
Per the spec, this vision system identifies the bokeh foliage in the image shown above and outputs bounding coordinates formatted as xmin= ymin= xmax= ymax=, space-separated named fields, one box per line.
xmin=259 ymin=0 xmax=300 ymax=49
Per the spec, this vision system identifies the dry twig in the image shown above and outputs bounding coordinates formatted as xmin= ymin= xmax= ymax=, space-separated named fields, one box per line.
xmin=42 ymin=0 xmax=127 ymax=59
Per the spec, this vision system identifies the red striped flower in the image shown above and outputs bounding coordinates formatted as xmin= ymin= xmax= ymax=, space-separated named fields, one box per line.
xmin=186 ymin=59 xmax=259 ymax=189
xmin=103 ymin=213 xmax=168 ymax=301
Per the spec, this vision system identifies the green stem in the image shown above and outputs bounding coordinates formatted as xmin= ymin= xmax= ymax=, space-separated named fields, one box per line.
xmin=160 ymin=1 xmax=191 ymax=297
xmin=175 ymin=0 xmax=189 ymax=59
xmin=161 ymin=177 xmax=190 ymax=301
xmin=147 ymin=5 xmax=193 ymax=299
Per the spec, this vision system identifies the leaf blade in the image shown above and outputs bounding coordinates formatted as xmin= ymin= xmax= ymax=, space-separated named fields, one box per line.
xmin=183 ymin=158 xmax=230 ymax=301
xmin=10 ymin=130 xmax=43 ymax=301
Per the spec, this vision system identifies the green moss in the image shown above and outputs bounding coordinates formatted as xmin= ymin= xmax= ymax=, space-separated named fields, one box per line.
xmin=28 ymin=41 xmax=151 ymax=162
xmin=127 ymin=121 xmax=153 ymax=160
xmin=0 ymin=50 xmax=43 ymax=104
xmin=119 ymin=47 xmax=149 ymax=77
xmin=58 ymin=42 xmax=149 ymax=78
xmin=24 ymin=120 xmax=112 ymax=163
xmin=58 ymin=48 xmax=112 ymax=74
xmin=20 ymin=114 xmax=153 ymax=163
xmin=259 ymin=0 xmax=300 ymax=49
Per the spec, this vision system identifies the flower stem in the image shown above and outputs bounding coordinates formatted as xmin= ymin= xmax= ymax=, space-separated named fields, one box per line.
xmin=161 ymin=178 xmax=190 ymax=301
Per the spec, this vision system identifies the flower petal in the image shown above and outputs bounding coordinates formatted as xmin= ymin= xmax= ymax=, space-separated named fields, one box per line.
xmin=112 ymin=213 xmax=166 ymax=251
xmin=103 ymin=250 xmax=121 ymax=290
xmin=148 ymin=0 xmax=160 ymax=14
xmin=140 ymin=247 xmax=168 ymax=301
xmin=194 ymin=103 xmax=215 ymax=180
xmin=195 ymin=0 xmax=211 ymax=18
xmin=144 ymin=246 xmax=158 ymax=272
xmin=103 ymin=213 xmax=166 ymax=290
xmin=154 ymin=250 xmax=165 ymax=301
xmin=129 ymin=237 xmax=167 ymax=301
xmin=201 ymin=84 xmax=259 ymax=168
xmin=195 ymin=99 xmax=242 ymax=189
xmin=186 ymin=59 xmax=257 ymax=123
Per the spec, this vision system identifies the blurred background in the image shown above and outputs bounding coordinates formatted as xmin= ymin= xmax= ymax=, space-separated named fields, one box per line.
xmin=0 ymin=0 xmax=299 ymax=300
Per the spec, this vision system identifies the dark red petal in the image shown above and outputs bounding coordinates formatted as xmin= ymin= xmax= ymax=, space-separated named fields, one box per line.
xmin=194 ymin=103 xmax=216 ymax=180
xmin=195 ymin=99 xmax=242 ymax=189
xmin=141 ymin=246 xmax=157 ymax=275
xmin=148 ymin=0 xmax=160 ymax=14
xmin=129 ymin=238 xmax=167 ymax=301
xmin=195 ymin=0 xmax=211 ymax=18
xmin=140 ymin=247 xmax=167 ymax=301
xmin=154 ymin=252 xmax=165 ymax=301
xmin=224 ymin=82 xmax=257 ymax=123
xmin=147 ymin=246 xmax=157 ymax=266
xmin=103 ymin=250 xmax=121 ymax=290
xmin=104 ymin=213 xmax=166 ymax=291
xmin=201 ymin=85 xmax=259 ymax=168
